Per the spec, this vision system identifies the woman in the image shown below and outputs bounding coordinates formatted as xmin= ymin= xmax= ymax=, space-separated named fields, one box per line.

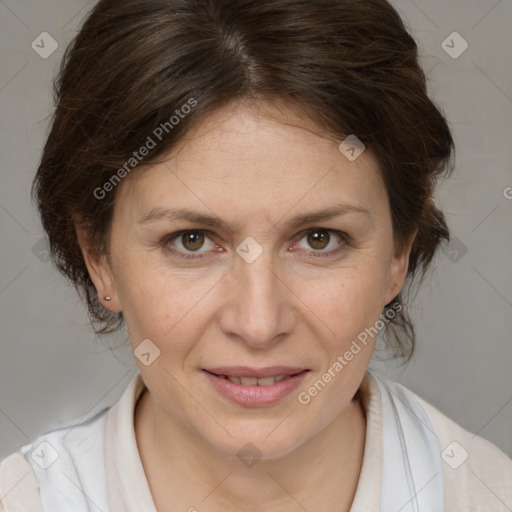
xmin=1 ymin=0 xmax=511 ymax=510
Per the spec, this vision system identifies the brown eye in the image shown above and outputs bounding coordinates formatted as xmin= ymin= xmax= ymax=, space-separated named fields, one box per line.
xmin=306 ymin=229 xmax=330 ymax=250
xmin=181 ymin=231 xmax=205 ymax=251
xmin=163 ymin=229 xmax=221 ymax=260
xmin=291 ymin=228 xmax=347 ymax=258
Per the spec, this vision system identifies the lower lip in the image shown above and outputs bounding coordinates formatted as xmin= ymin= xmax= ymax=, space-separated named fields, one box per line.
xmin=203 ymin=370 xmax=309 ymax=407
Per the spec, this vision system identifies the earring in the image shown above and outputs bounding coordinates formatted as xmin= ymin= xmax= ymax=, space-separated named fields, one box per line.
xmin=104 ymin=296 xmax=111 ymax=301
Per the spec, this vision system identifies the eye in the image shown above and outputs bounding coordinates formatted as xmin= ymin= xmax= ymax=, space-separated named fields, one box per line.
xmin=292 ymin=228 xmax=347 ymax=257
xmin=163 ymin=230 xmax=219 ymax=259
xmin=161 ymin=228 xmax=348 ymax=261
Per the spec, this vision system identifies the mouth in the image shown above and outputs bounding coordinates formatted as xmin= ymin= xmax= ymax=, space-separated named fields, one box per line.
xmin=202 ymin=367 xmax=310 ymax=407
xmin=212 ymin=374 xmax=292 ymax=386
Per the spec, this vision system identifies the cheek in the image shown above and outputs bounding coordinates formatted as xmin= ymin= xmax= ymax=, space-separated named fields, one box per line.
xmin=303 ymin=262 xmax=388 ymax=342
xmin=114 ymin=241 xmax=391 ymax=353
xmin=114 ymin=255 xmax=220 ymax=347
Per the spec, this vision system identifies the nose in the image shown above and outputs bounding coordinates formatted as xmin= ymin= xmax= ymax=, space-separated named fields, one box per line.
xmin=217 ymin=248 xmax=296 ymax=350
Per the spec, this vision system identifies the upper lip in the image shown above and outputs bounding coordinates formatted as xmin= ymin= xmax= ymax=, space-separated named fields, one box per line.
xmin=204 ymin=366 xmax=309 ymax=378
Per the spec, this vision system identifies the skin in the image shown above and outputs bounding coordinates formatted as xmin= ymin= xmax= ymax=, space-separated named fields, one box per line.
xmin=77 ymin=99 xmax=414 ymax=512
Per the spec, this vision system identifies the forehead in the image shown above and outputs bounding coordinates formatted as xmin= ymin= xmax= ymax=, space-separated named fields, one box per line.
xmin=116 ymin=100 xmax=386 ymax=222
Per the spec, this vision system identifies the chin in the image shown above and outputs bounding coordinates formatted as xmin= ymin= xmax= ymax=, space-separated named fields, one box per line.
xmin=199 ymin=421 xmax=307 ymax=463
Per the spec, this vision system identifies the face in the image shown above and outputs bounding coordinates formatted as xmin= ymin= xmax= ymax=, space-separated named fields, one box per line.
xmin=81 ymin=100 xmax=412 ymax=460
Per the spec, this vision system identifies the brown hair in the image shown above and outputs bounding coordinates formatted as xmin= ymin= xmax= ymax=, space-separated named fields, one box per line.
xmin=31 ymin=0 xmax=455 ymax=360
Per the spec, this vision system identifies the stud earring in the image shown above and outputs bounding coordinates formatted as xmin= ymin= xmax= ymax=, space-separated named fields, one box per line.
xmin=104 ymin=296 xmax=111 ymax=301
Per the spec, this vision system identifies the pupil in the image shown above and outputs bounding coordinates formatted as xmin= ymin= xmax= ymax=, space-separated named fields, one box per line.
xmin=183 ymin=232 xmax=204 ymax=251
xmin=308 ymin=230 xmax=329 ymax=250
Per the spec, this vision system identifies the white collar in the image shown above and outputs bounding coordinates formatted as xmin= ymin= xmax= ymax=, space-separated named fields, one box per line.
xmin=26 ymin=369 xmax=443 ymax=511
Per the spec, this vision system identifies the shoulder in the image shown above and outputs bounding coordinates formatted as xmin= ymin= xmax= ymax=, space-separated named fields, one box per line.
xmin=417 ymin=393 xmax=512 ymax=509
xmin=0 ymin=447 xmax=42 ymax=512
xmin=0 ymin=406 xmax=111 ymax=512
xmin=365 ymin=371 xmax=512 ymax=509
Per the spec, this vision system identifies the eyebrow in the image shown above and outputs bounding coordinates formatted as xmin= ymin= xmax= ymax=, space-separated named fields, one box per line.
xmin=138 ymin=203 xmax=370 ymax=231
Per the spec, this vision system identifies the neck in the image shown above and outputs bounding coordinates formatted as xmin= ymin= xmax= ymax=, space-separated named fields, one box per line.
xmin=135 ymin=388 xmax=366 ymax=512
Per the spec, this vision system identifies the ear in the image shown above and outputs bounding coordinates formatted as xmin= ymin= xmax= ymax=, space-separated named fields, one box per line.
xmin=75 ymin=221 xmax=121 ymax=312
xmin=383 ymin=229 xmax=417 ymax=306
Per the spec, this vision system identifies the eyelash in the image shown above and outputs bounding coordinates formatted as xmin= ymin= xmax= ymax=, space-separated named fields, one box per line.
xmin=160 ymin=229 xmax=349 ymax=261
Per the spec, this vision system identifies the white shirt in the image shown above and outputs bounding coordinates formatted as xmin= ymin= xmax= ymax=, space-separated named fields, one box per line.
xmin=1 ymin=370 xmax=511 ymax=511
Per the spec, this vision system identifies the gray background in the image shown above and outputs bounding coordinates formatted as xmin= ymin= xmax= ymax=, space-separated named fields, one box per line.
xmin=0 ymin=0 xmax=511 ymax=461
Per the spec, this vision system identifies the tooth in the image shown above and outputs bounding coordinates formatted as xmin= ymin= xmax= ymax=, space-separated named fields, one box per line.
xmin=257 ymin=377 xmax=276 ymax=386
xmin=223 ymin=375 xmax=290 ymax=386
xmin=240 ymin=377 xmax=258 ymax=386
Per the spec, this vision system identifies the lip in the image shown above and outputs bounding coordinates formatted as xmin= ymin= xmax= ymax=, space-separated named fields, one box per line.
xmin=203 ymin=368 xmax=310 ymax=407
xmin=204 ymin=366 xmax=308 ymax=378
